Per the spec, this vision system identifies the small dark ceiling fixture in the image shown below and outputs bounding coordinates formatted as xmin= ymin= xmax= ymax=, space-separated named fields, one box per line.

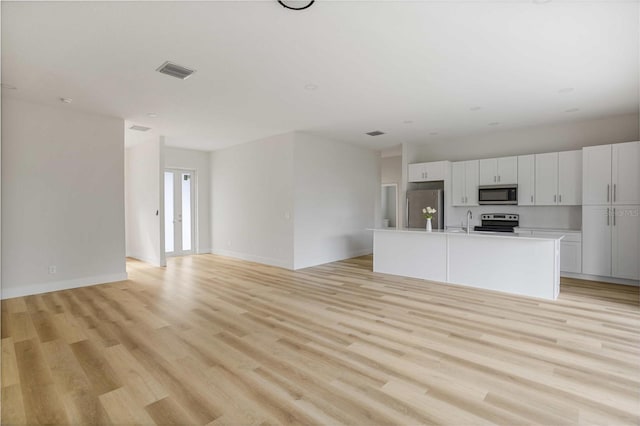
xmin=366 ymin=131 xmax=385 ymax=136
xmin=156 ymin=61 xmax=196 ymax=80
xmin=278 ymin=0 xmax=315 ymax=11
xmin=130 ymin=125 xmax=152 ymax=132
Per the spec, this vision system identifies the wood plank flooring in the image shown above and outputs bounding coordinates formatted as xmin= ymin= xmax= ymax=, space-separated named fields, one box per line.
xmin=2 ymin=254 xmax=639 ymax=425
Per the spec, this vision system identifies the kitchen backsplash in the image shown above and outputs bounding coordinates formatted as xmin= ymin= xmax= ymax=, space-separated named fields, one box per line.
xmin=447 ymin=205 xmax=582 ymax=230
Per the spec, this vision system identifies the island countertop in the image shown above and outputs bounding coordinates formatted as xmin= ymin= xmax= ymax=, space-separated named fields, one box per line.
xmin=369 ymin=227 xmax=564 ymax=241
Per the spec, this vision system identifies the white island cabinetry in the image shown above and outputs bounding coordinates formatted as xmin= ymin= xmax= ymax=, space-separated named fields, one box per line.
xmin=372 ymin=229 xmax=561 ymax=300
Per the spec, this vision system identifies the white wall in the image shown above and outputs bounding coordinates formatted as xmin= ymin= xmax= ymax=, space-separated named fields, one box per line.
xmin=412 ymin=113 xmax=639 ymax=162
xmin=125 ymin=137 xmax=165 ymax=266
xmin=293 ymin=133 xmax=380 ymax=269
xmin=210 ymin=133 xmax=295 ymax=269
xmin=1 ymin=98 xmax=127 ymax=298
xmin=164 ymin=146 xmax=211 ymax=254
xmin=381 ymin=156 xmax=402 ymax=185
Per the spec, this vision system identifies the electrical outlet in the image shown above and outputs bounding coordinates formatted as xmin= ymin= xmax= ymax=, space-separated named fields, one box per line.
xmin=48 ymin=265 xmax=57 ymax=274
xmin=226 ymin=240 xmax=232 ymax=248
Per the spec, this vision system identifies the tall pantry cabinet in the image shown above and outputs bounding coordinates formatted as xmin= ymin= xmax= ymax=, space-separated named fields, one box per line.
xmin=582 ymin=141 xmax=640 ymax=280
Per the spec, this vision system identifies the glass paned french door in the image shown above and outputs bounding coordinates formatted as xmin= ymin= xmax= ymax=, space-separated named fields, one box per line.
xmin=164 ymin=169 xmax=195 ymax=256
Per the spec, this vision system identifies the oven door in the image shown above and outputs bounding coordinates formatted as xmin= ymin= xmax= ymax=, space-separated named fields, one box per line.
xmin=478 ymin=185 xmax=518 ymax=205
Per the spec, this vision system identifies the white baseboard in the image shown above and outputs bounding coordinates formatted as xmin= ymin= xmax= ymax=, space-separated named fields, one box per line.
xmin=126 ymin=253 xmax=162 ymax=266
xmin=209 ymin=248 xmax=293 ymax=270
xmin=1 ymin=272 xmax=129 ymax=300
xmin=561 ymin=272 xmax=639 ymax=286
xmin=293 ymin=248 xmax=373 ymax=270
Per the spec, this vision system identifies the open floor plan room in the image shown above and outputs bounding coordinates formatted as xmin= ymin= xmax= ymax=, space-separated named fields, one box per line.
xmin=2 ymin=255 xmax=639 ymax=425
xmin=2 ymin=1 xmax=639 ymax=424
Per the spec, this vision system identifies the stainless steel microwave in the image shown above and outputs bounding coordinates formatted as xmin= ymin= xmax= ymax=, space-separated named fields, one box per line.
xmin=478 ymin=185 xmax=518 ymax=205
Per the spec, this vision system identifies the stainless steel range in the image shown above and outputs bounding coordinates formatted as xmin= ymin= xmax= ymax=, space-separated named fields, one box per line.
xmin=474 ymin=213 xmax=519 ymax=233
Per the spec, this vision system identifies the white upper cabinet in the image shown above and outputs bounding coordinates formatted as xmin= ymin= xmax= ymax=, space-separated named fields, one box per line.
xmin=558 ymin=150 xmax=582 ymax=205
xmin=478 ymin=159 xmax=497 ymax=186
xmin=478 ymin=156 xmax=517 ymax=185
xmin=451 ymin=162 xmax=466 ymax=206
xmin=583 ymin=144 xmax=613 ymax=205
xmin=452 ymin=160 xmax=479 ymax=206
xmin=407 ymin=161 xmax=448 ymax=182
xmin=497 ymin=157 xmax=518 ymax=184
xmin=583 ymin=141 xmax=639 ymax=205
xmin=465 ymin=160 xmax=479 ymax=206
xmin=534 ymin=150 xmax=581 ymax=206
xmin=612 ymin=141 xmax=640 ymax=205
xmin=517 ymin=155 xmax=535 ymax=206
xmin=535 ymin=152 xmax=559 ymax=205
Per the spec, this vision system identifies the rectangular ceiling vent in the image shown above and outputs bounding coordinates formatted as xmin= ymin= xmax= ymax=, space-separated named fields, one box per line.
xmin=366 ymin=130 xmax=385 ymax=136
xmin=129 ymin=125 xmax=151 ymax=132
xmin=156 ymin=61 xmax=196 ymax=80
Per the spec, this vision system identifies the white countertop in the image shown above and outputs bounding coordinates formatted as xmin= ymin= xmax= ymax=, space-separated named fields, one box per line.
xmin=370 ymin=227 xmax=564 ymax=241
xmin=514 ymin=227 xmax=582 ymax=233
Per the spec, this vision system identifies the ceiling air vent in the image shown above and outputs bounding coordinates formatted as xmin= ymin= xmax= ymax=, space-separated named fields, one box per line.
xmin=366 ymin=130 xmax=385 ymax=136
xmin=156 ymin=61 xmax=196 ymax=80
xmin=129 ymin=125 xmax=151 ymax=132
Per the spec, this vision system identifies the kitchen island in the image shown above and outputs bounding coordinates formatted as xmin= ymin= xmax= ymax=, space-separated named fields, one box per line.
xmin=371 ymin=228 xmax=562 ymax=300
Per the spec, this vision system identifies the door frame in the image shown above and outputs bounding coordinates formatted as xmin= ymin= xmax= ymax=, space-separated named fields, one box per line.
xmin=164 ymin=168 xmax=197 ymax=257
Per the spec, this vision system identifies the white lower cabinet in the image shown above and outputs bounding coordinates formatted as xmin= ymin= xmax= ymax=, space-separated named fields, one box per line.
xmin=582 ymin=206 xmax=612 ymax=277
xmin=582 ymin=205 xmax=640 ymax=279
xmin=560 ymin=241 xmax=582 ymax=274
xmin=611 ymin=205 xmax=640 ymax=280
xmin=516 ymin=229 xmax=582 ymax=274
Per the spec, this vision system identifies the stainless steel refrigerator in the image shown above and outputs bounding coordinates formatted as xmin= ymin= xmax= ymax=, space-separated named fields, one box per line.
xmin=407 ymin=189 xmax=444 ymax=229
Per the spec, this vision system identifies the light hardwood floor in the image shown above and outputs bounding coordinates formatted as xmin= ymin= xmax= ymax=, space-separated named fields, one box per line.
xmin=2 ymin=254 xmax=639 ymax=425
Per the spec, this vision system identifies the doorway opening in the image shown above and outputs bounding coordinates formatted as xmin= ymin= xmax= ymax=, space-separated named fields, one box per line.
xmin=164 ymin=169 xmax=196 ymax=256
xmin=381 ymin=183 xmax=398 ymax=228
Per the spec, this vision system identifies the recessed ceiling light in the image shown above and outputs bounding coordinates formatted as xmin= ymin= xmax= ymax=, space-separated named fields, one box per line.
xmin=304 ymin=84 xmax=318 ymax=91
xmin=1 ymin=83 xmax=17 ymax=90
xmin=565 ymin=108 xmax=580 ymax=113
xmin=156 ymin=61 xmax=196 ymax=80
xmin=488 ymin=122 xmax=500 ymax=126
xmin=60 ymin=97 xmax=73 ymax=104
xmin=469 ymin=106 xmax=482 ymax=111
xmin=558 ymin=87 xmax=574 ymax=94
xmin=147 ymin=113 xmax=158 ymax=118
xmin=532 ymin=0 xmax=552 ymax=4
xmin=403 ymin=120 xmax=413 ymax=124
xmin=429 ymin=132 xmax=439 ymax=136
xmin=129 ymin=125 xmax=152 ymax=132
xmin=366 ymin=130 xmax=385 ymax=136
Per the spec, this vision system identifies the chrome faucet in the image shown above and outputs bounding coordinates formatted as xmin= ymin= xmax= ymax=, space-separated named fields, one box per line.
xmin=466 ymin=210 xmax=473 ymax=234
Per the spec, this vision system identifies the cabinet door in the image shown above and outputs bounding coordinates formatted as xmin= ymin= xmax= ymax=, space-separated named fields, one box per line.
xmin=612 ymin=141 xmax=640 ymax=205
xmin=535 ymin=152 xmax=559 ymax=205
xmin=560 ymin=241 xmax=582 ymax=273
xmin=518 ymin=155 xmax=535 ymax=205
xmin=558 ymin=150 xmax=582 ymax=205
xmin=612 ymin=205 xmax=640 ymax=280
xmin=497 ymin=156 xmax=518 ymax=184
xmin=408 ymin=163 xmax=425 ymax=182
xmin=478 ymin=159 xmax=498 ymax=186
xmin=451 ymin=162 xmax=466 ymax=206
xmin=464 ymin=160 xmax=479 ymax=206
xmin=425 ymin=161 xmax=446 ymax=181
xmin=582 ymin=144 xmax=612 ymax=205
xmin=582 ymin=205 xmax=612 ymax=276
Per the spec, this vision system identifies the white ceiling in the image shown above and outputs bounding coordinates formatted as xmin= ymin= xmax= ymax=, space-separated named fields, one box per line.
xmin=2 ymin=1 xmax=638 ymax=151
